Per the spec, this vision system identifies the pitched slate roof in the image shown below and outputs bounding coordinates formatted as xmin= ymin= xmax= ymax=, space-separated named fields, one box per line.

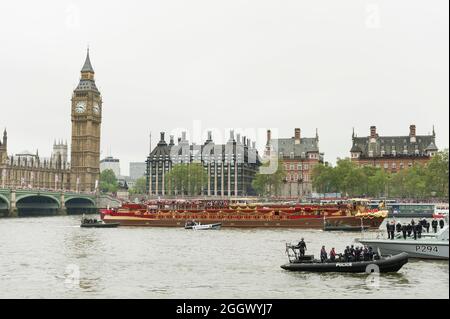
xmin=269 ymin=137 xmax=319 ymax=158
xmin=75 ymin=50 xmax=99 ymax=93
xmin=351 ymin=135 xmax=437 ymax=158
xmin=147 ymin=132 xmax=261 ymax=164
xmin=75 ymin=79 xmax=99 ymax=92
xmin=148 ymin=133 xmax=172 ymax=160
xmin=81 ymin=49 xmax=94 ymax=73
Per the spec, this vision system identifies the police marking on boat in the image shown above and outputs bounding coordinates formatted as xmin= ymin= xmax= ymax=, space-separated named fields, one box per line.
xmin=336 ymin=263 xmax=352 ymax=267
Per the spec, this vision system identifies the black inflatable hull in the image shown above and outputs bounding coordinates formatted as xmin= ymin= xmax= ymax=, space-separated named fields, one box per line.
xmin=80 ymin=222 xmax=120 ymax=228
xmin=281 ymin=252 xmax=408 ymax=273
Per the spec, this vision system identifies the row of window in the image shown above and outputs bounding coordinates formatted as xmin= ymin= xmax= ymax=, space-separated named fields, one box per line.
xmin=284 ymin=163 xmax=310 ymax=171
xmin=364 ymin=162 xmax=415 ymax=169
xmin=285 ymin=174 xmax=309 ymax=182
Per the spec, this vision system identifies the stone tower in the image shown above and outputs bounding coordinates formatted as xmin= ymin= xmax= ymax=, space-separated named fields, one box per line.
xmin=0 ymin=129 xmax=7 ymax=164
xmin=52 ymin=140 xmax=68 ymax=166
xmin=70 ymin=49 xmax=102 ymax=191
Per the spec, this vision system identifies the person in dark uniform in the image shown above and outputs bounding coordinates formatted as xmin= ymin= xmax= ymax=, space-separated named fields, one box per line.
xmin=425 ymin=221 xmax=430 ymax=233
xmin=407 ymin=224 xmax=412 ymax=237
xmin=439 ymin=219 xmax=445 ymax=229
xmin=432 ymin=219 xmax=438 ymax=233
xmin=296 ymin=238 xmax=307 ymax=257
xmin=320 ymin=246 xmax=328 ymax=263
xmin=386 ymin=221 xmax=391 ymax=239
xmin=411 ymin=219 xmax=415 ymax=226
xmin=401 ymin=224 xmax=407 ymax=239
xmin=416 ymin=223 xmax=422 ymax=239
xmin=368 ymin=247 xmax=374 ymax=260
xmin=396 ymin=222 xmax=402 ymax=233
xmin=389 ymin=222 xmax=395 ymax=240
xmin=350 ymin=245 xmax=355 ymax=258
xmin=363 ymin=246 xmax=369 ymax=261
xmin=412 ymin=224 xmax=418 ymax=240
xmin=355 ymin=247 xmax=362 ymax=261
xmin=344 ymin=246 xmax=350 ymax=262
xmin=420 ymin=218 xmax=427 ymax=227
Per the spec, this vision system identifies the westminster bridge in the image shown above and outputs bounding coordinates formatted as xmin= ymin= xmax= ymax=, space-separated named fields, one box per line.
xmin=0 ymin=188 xmax=99 ymax=217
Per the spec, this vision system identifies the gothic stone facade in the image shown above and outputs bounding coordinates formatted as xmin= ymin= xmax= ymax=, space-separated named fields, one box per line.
xmin=350 ymin=125 xmax=438 ymax=173
xmin=265 ymin=128 xmax=323 ymax=197
xmin=146 ymin=131 xmax=261 ymax=197
xmin=0 ymin=50 xmax=102 ymax=192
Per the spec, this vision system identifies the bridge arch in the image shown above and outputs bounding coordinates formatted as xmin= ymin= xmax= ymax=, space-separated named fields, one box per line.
xmin=16 ymin=194 xmax=60 ymax=216
xmin=0 ymin=194 xmax=9 ymax=214
xmin=65 ymin=197 xmax=97 ymax=214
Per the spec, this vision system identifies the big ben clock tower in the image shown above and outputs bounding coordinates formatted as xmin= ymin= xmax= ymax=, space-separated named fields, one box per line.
xmin=70 ymin=49 xmax=102 ymax=192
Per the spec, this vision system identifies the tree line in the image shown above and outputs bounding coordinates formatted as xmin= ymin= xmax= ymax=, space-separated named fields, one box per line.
xmin=311 ymin=150 xmax=449 ymax=199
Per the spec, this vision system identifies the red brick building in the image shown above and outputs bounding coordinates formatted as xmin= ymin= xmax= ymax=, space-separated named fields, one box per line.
xmin=350 ymin=125 xmax=438 ymax=173
xmin=266 ymin=128 xmax=323 ymax=197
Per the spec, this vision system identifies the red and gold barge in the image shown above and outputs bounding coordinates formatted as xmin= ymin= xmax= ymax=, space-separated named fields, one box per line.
xmin=100 ymin=200 xmax=387 ymax=229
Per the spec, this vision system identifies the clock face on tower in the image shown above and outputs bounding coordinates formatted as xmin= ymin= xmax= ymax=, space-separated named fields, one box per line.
xmin=75 ymin=101 xmax=86 ymax=113
xmin=93 ymin=102 xmax=100 ymax=114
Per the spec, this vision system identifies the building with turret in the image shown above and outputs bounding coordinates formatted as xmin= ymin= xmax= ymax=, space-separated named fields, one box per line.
xmin=350 ymin=125 xmax=438 ymax=173
xmin=265 ymin=128 xmax=323 ymax=197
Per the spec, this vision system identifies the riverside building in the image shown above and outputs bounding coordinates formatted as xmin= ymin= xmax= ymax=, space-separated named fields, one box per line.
xmin=146 ymin=131 xmax=261 ymax=197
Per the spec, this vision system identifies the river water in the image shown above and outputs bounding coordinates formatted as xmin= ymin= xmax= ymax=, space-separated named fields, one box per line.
xmin=0 ymin=215 xmax=448 ymax=299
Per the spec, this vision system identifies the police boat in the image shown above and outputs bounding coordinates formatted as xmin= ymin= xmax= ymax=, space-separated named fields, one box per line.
xmin=80 ymin=218 xmax=120 ymax=228
xmin=280 ymin=243 xmax=408 ymax=273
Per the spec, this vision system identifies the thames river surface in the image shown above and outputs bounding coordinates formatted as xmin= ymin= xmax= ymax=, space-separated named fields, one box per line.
xmin=0 ymin=215 xmax=448 ymax=299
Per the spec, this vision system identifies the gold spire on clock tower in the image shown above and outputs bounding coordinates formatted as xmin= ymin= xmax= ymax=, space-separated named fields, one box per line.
xmin=70 ymin=49 xmax=102 ymax=192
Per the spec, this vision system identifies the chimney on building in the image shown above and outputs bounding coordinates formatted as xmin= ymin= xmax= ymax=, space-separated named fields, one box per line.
xmin=182 ymin=131 xmax=186 ymax=141
xmin=409 ymin=124 xmax=416 ymax=137
xmin=207 ymin=131 xmax=212 ymax=141
xmin=370 ymin=126 xmax=377 ymax=138
xmin=236 ymin=133 xmax=241 ymax=143
xmin=266 ymin=129 xmax=271 ymax=145
xmin=169 ymin=135 xmax=174 ymax=145
xmin=160 ymin=132 xmax=165 ymax=142
xmin=295 ymin=128 xmax=301 ymax=140
xmin=409 ymin=124 xmax=417 ymax=143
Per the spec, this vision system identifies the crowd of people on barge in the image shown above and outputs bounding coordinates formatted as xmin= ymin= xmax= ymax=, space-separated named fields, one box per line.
xmin=146 ymin=200 xmax=231 ymax=210
xmin=385 ymin=218 xmax=446 ymax=240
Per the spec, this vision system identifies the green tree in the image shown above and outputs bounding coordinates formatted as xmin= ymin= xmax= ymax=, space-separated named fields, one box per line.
xmin=252 ymin=159 xmax=286 ymax=196
xmin=367 ymin=169 xmax=389 ymax=197
xmin=99 ymin=169 xmax=118 ymax=193
xmin=311 ymin=163 xmax=337 ymax=193
xmin=165 ymin=163 xmax=207 ymax=196
xmin=129 ymin=176 xmax=147 ymax=195
xmin=425 ymin=149 xmax=449 ymax=198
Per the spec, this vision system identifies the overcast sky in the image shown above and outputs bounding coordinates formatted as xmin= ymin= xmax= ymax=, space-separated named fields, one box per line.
xmin=0 ymin=0 xmax=448 ymax=176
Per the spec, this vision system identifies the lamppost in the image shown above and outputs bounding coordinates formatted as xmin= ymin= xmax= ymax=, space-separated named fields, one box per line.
xmin=282 ymin=177 xmax=287 ymax=200
xmin=297 ymin=178 xmax=303 ymax=202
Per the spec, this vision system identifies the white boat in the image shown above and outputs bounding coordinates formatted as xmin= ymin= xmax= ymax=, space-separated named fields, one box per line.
xmin=356 ymin=221 xmax=449 ymax=260
xmin=433 ymin=203 xmax=449 ymax=219
xmin=185 ymin=220 xmax=222 ymax=230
